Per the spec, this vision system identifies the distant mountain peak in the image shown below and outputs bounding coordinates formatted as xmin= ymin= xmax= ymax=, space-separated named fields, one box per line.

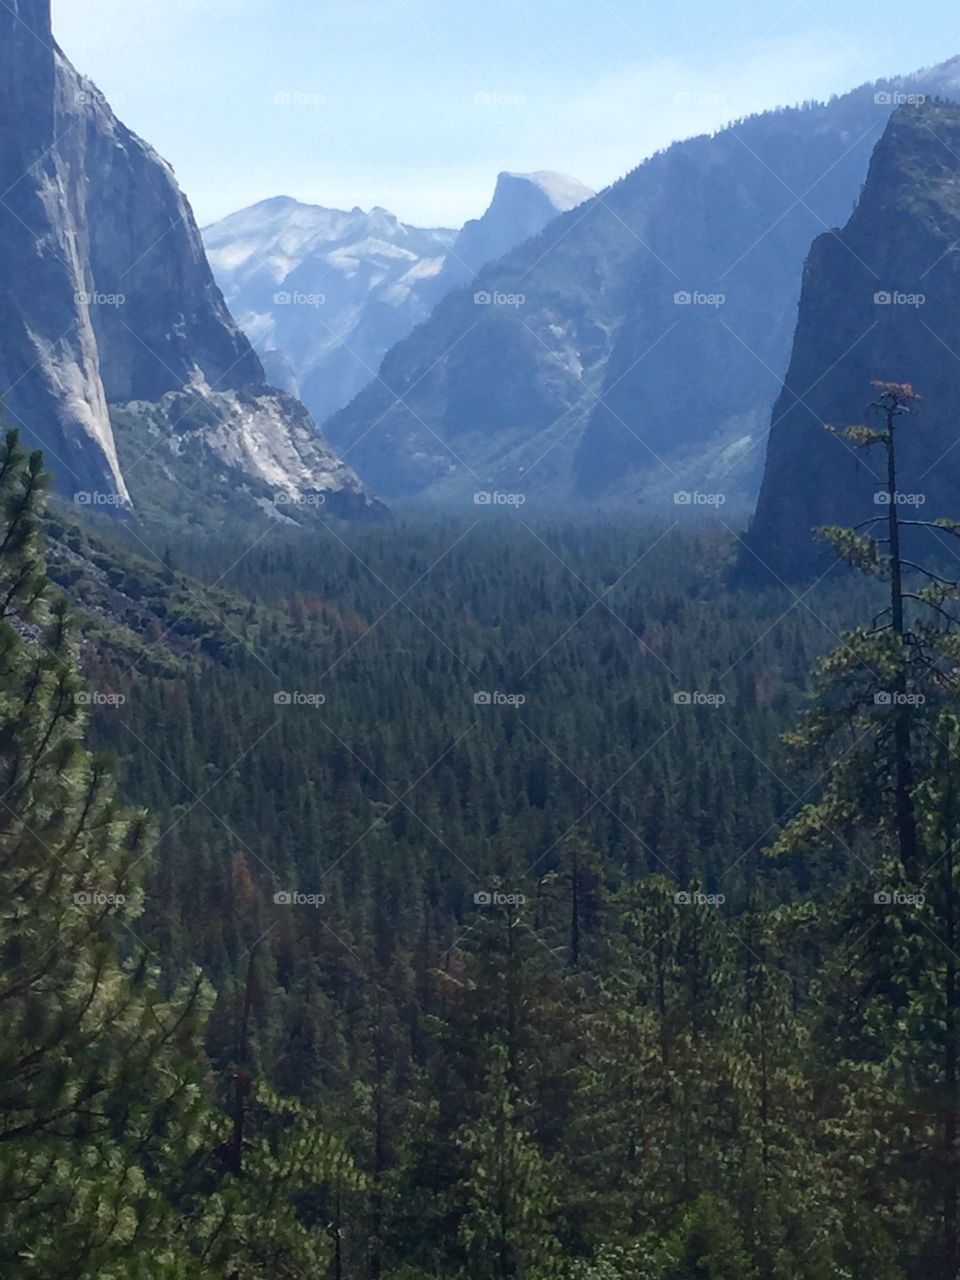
xmin=250 ymin=195 xmax=300 ymax=211
xmin=447 ymin=171 xmax=595 ymax=281
xmin=203 ymin=168 xmax=592 ymax=430
xmin=496 ymin=170 xmax=596 ymax=211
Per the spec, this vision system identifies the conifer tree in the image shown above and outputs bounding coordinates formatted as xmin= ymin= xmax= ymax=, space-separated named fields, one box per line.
xmin=770 ymin=386 xmax=960 ymax=1272
xmin=0 ymin=430 xmax=210 ymax=1277
xmin=772 ymin=383 xmax=960 ymax=872
xmin=659 ymin=1196 xmax=756 ymax=1280
xmin=456 ymin=1047 xmax=563 ymax=1280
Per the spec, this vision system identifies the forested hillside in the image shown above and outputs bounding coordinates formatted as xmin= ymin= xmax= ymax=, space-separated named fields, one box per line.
xmin=4 ymin=420 xmax=960 ymax=1277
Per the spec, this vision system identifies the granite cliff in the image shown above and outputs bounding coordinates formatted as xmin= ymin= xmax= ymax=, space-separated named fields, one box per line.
xmin=0 ymin=0 xmax=380 ymax=521
xmin=745 ymin=101 xmax=960 ymax=580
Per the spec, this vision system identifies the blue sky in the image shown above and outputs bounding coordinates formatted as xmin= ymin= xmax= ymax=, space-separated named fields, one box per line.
xmin=54 ymin=0 xmax=960 ymax=229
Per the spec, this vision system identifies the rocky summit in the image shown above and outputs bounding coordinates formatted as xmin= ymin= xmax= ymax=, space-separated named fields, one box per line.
xmin=203 ymin=172 xmax=593 ymax=434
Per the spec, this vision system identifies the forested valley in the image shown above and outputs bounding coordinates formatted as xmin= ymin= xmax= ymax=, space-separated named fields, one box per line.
xmin=3 ymin=415 xmax=960 ymax=1279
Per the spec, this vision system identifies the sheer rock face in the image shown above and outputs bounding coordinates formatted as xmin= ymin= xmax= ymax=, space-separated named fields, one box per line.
xmin=0 ymin=0 xmax=379 ymax=517
xmin=321 ymin=61 xmax=960 ymax=507
xmin=443 ymin=171 xmax=595 ymax=284
xmin=744 ymin=101 xmax=960 ymax=581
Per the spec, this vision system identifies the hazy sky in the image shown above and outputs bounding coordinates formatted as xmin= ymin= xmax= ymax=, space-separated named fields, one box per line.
xmin=53 ymin=0 xmax=960 ymax=229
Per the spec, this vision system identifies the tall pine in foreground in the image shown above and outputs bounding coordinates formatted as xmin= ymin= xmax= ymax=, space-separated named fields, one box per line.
xmin=0 ymin=430 xmax=212 ymax=1276
xmin=773 ymin=385 xmax=960 ymax=1277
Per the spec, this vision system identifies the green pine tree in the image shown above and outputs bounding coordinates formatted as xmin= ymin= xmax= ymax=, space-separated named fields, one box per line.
xmin=0 ymin=430 xmax=211 ymax=1277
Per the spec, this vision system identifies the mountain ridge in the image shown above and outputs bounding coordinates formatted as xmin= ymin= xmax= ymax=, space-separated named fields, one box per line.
xmin=319 ymin=59 xmax=960 ymax=507
xmin=203 ymin=170 xmax=593 ymax=433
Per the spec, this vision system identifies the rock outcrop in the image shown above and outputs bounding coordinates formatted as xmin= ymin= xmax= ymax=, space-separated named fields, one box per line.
xmin=744 ymin=101 xmax=960 ymax=580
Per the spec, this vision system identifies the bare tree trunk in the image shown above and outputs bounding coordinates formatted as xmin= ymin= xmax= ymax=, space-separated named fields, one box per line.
xmin=370 ymin=988 xmax=386 ymax=1280
xmin=226 ymin=950 xmax=257 ymax=1280
xmin=945 ymin=908 xmax=958 ymax=1278
xmin=941 ymin=772 xmax=959 ymax=1277
xmin=885 ymin=407 xmax=919 ymax=872
xmin=569 ymin=842 xmax=581 ymax=970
